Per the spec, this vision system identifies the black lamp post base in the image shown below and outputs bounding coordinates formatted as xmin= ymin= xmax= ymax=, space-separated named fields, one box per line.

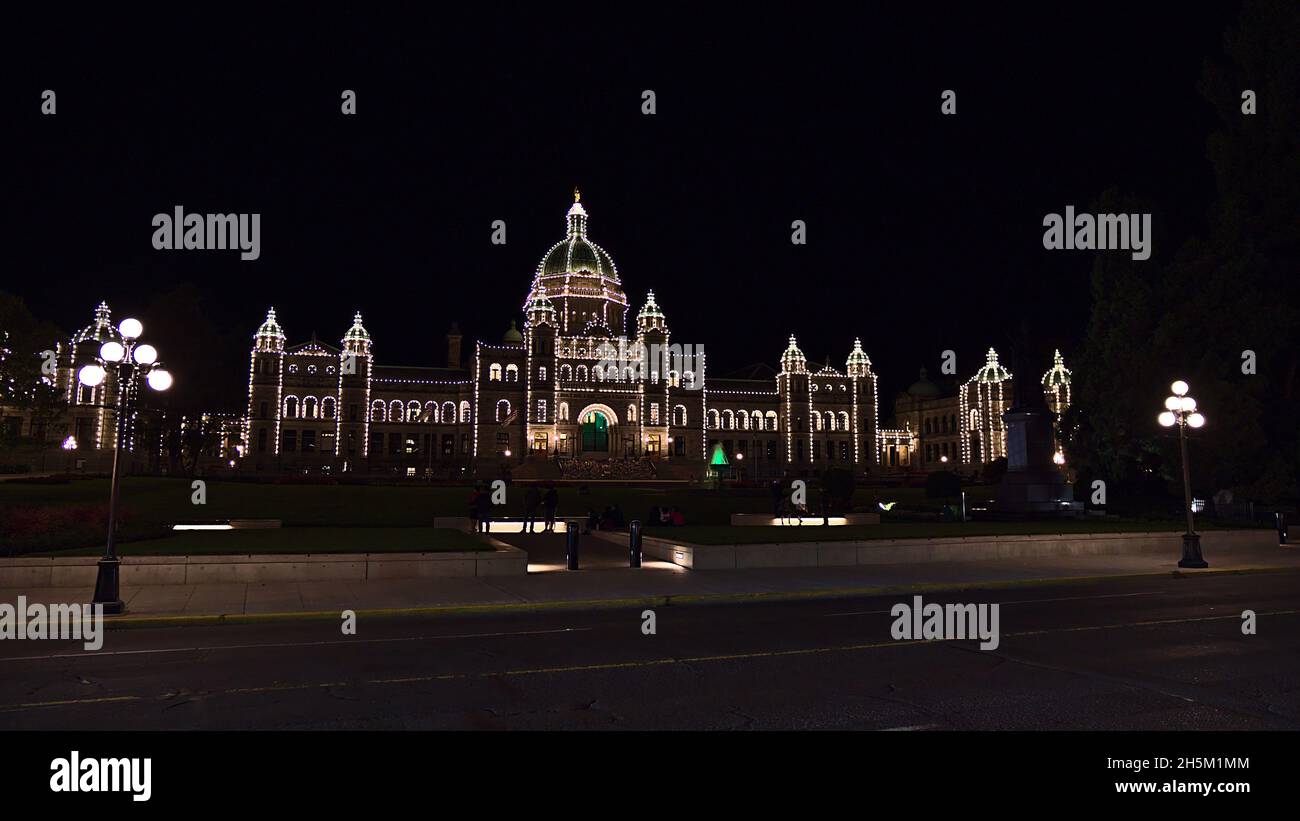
xmin=1178 ymin=533 xmax=1209 ymax=569
xmin=92 ymin=558 xmax=125 ymax=614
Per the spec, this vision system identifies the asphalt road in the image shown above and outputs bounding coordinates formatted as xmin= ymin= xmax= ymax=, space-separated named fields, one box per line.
xmin=2 ymin=570 xmax=1298 ymax=730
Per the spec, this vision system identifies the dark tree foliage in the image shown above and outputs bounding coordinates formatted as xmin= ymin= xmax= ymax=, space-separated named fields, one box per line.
xmin=1073 ymin=0 xmax=1299 ymax=505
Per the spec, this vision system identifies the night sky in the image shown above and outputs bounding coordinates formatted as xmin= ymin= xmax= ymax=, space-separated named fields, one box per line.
xmin=5 ymin=5 xmax=1242 ymax=410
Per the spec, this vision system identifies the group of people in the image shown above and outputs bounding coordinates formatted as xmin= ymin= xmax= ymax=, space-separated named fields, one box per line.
xmin=584 ymin=504 xmax=627 ymax=533
xmin=467 ymin=482 xmax=559 ymax=533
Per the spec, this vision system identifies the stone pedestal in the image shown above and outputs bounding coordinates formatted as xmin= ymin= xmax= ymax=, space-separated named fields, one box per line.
xmin=989 ymin=406 xmax=1082 ymax=518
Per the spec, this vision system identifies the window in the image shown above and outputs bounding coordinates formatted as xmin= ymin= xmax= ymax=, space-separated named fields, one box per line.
xmin=925 ymin=418 xmax=932 ymax=434
xmin=839 ymin=411 xmax=850 ymax=431
xmin=302 ymin=430 xmax=316 ymax=453
xmin=489 ymin=363 xmax=502 ymax=381
xmin=537 ymin=399 xmax=548 ymax=423
xmin=424 ymin=402 xmax=437 ymax=423
xmin=538 ymin=366 xmax=547 ymax=381
xmin=558 ymin=402 xmax=570 ymax=422
xmin=442 ymin=434 xmax=454 ymax=456
xmin=506 ymin=363 xmax=519 ymax=382
xmin=723 ymin=410 xmax=734 ymax=429
xmin=303 ymin=396 xmax=318 ymax=419
xmin=460 ymin=401 xmax=471 ymax=423
xmin=368 ymin=431 xmax=382 ymax=455
xmin=650 ymin=402 xmax=660 ymax=424
xmin=407 ymin=401 xmax=421 ymax=422
xmin=496 ymin=399 xmax=511 ymax=422
xmin=257 ymin=428 xmax=267 ymax=452
xmin=766 ymin=411 xmax=778 ymax=431
xmin=674 ymin=405 xmax=688 ymax=427
xmin=560 ymin=364 xmax=572 ymax=381
xmin=283 ymin=430 xmax=297 ymax=452
xmin=443 ymin=402 xmax=456 ymax=424
xmin=371 ymin=401 xmax=386 ymax=422
xmin=322 ymin=397 xmax=336 ymax=420
xmin=284 ymin=396 xmax=299 ymax=418
xmin=576 ymin=365 xmax=588 ymax=381
xmin=389 ymin=400 xmax=403 ymax=423
xmin=707 ymin=409 xmax=720 ymax=429
xmin=349 ymin=404 xmax=358 ymax=421
xmin=259 ymin=401 xmax=268 ymax=419
xmin=404 ymin=436 xmax=417 ymax=454
xmin=388 ymin=433 xmax=400 ymax=455
xmin=628 ymin=404 xmax=638 ymax=423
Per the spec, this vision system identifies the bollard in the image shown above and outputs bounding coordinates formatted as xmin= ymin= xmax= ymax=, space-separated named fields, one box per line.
xmin=566 ymin=523 xmax=580 ymax=570
xmin=1278 ymin=512 xmax=1289 ymax=545
xmin=629 ymin=520 xmax=642 ymax=568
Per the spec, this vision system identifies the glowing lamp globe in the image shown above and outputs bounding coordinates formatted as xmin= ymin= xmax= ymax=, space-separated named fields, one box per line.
xmin=1158 ymin=411 xmax=1177 ymax=427
xmin=1180 ymin=396 xmax=1197 ymax=413
xmin=133 ymin=344 xmax=158 ymax=365
xmin=146 ymin=368 xmax=173 ymax=392
xmin=1171 ymin=380 xmax=1189 ymax=397
xmin=99 ymin=341 xmax=125 ymax=362
xmin=119 ymin=318 xmax=143 ymax=339
xmin=1053 ymin=451 xmax=1066 ymax=465
xmin=78 ymin=364 xmax=106 ymax=387
xmin=1164 ymin=396 xmax=1181 ymax=411
xmin=1187 ymin=412 xmax=1205 ymax=429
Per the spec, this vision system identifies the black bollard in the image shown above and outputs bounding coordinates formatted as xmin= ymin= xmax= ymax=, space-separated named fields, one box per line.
xmin=566 ymin=523 xmax=580 ymax=570
xmin=1278 ymin=512 xmax=1289 ymax=545
xmin=629 ymin=520 xmax=642 ymax=568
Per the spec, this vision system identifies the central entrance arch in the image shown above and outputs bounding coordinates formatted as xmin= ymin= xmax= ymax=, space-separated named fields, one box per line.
xmin=576 ymin=403 xmax=619 ymax=454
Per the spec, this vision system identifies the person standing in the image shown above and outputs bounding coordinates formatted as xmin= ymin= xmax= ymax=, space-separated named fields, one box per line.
xmin=542 ymin=483 xmax=559 ymax=532
xmin=475 ymin=485 xmax=495 ymax=533
xmin=523 ymin=483 xmax=541 ymax=533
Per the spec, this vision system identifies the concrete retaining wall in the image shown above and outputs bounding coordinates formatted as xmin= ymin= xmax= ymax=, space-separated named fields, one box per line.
xmin=0 ymin=545 xmax=527 ymax=587
xmin=637 ymin=529 xmax=1277 ymax=570
xmin=729 ymin=512 xmax=880 ymax=526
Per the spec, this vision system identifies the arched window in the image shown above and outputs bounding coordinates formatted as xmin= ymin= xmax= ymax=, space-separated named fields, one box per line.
xmin=389 ymin=400 xmax=403 ymax=423
xmin=674 ymin=405 xmax=688 ymax=427
xmin=765 ymin=411 xmax=778 ymax=431
xmin=489 ymin=363 xmax=502 ymax=381
xmin=752 ymin=410 xmax=764 ymax=430
xmin=628 ymin=404 xmax=638 ymax=422
xmin=506 ymin=364 xmax=519 ymax=382
xmin=407 ymin=400 xmax=421 ymax=422
xmin=826 ymin=411 xmax=836 ymax=431
xmin=707 ymin=409 xmax=720 ymax=429
xmin=683 ymin=371 xmax=696 ymax=389
xmin=559 ymin=364 xmax=571 ymax=381
xmin=576 ymin=365 xmax=588 ymax=381
xmin=559 ymin=402 xmax=570 ymax=422
xmin=370 ymin=400 xmax=385 ymax=422
xmin=969 ymin=408 xmax=980 ymax=430
xmin=813 ymin=413 xmax=822 ymax=431
xmin=538 ymin=366 xmax=547 ymax=381
xmin=667 ymin=371 xmax=680 ymax=387
xmin=442 ymin=402 xmax=456 ymax=424
xmin=322 ymin=397 xmax=336 ymax=420
xmin=924 ymin=418 xmax=932 ymax=434
xmin=722 ymin=409 xmax=734 ymax=430
xmin=838 ymin=411 xmax=850 ymax=431
xmin=496 ymin=399 xmax=511 ymax=422
xmin=622 ymin=366 xmax=635 ymax=381
xmin=284 ymin=396 xmax=299 ymax=418
xmin=460 ymin=401 xmax=471 ymax=423
xmin=594 ymin=366 xmax=605 ymax=382
xmin=423 ymin=401 xmax=437 ymax=423
xmin=301 ymin=396 xmax=317 ymax=419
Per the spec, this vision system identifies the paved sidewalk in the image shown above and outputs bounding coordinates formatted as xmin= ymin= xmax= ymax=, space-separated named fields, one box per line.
xmin=2 ymin=539 xmax=1297 ymax=623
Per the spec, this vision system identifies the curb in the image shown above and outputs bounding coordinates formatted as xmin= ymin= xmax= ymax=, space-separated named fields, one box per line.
xmin=99 ymin=565 xmax=1300 ymax=629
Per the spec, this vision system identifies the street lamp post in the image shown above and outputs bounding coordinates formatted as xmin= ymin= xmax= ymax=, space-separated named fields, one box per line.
xmin=77 ymin=318 xmax=172 ymax=613
xmin=1158 ymin=379 xmax=1207 ymax=568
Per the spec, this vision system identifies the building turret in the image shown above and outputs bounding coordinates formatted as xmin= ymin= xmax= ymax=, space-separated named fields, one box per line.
xmin=1041 ymin=349 xmax=1072 ymax=415
xmin=779 ymin=335 xmax=807 ymax=374
xmin=845 ymin=338 xmax=872 ymax=377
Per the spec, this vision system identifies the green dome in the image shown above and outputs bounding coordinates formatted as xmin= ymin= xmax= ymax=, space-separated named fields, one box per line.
xmin=907 ymin=367 xmax=941 ymax=398
xmin=538 ymin=235 xmax=617 ymax=278
xmin=502 ymin=320 xmax=524 ymax=343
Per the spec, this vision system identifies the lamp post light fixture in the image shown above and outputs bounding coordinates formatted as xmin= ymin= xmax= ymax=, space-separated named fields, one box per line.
xmin=77 ymin=317 xmax=172 ymax=613
xmin=1158 ymin=379 xmax=1208 ymax=568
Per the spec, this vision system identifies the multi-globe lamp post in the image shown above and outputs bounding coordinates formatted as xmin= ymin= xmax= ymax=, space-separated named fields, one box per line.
xmin=1158 ymin=380 xmax=1208 ymax=568
xmin=76 ymin=317 xmax=172 ymax=613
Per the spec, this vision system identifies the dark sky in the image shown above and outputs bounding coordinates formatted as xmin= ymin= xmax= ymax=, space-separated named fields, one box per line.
xmin=4 ymin=5 xmax=1241 ymax=409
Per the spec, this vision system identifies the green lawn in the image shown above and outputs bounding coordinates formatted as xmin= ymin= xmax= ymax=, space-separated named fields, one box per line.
xmin=31 ymin=527 xmax=490 ymax=557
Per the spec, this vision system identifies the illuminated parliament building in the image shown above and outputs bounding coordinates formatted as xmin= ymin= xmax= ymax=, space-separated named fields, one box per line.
xmin=231 ymin=192 xmax=1073 ymax=479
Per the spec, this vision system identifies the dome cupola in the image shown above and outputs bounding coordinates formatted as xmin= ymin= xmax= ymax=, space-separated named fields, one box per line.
xmin=341 ymin=311 xmax=372 ymax=356
xmin=636 ymin=290 xmax=667 ymax=333
xmin=524 ymin=189 xmax=629 ymax=336
xmin=780 ymin=335 xmax=807 ymax=374
xmin=846 ymin=338 xmax=873 ymax=376
xmin=75 ymin=301 xmax=122 ymax=346
xmin=254 ymin=307 xmax=286 ymax=353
